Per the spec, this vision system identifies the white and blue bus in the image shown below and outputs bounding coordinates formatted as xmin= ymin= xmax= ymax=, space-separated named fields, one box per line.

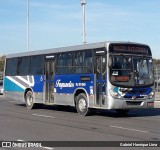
xmin=4 ymin=41 xmax=155 ymax=115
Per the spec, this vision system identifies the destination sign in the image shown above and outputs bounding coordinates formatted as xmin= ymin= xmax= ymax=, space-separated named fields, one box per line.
xmin=109 ymin=44 xmax=151 ymax=55
xmin=111 ymin=76 xmax=129 ymax=82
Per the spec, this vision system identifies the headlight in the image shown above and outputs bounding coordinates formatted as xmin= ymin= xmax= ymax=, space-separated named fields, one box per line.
xmin=109 ymin=89 xmax=122 ymax=99
xmin=147 ymin=91 xmax=155 ymax=99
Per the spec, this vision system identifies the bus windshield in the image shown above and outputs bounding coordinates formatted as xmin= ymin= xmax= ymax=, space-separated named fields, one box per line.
xmin=110 ymin=55 xmax=154 ymax=87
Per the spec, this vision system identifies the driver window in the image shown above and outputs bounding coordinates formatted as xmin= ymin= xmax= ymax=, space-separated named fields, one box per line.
xmin=138 ymin=60 xmax=149 ymax=75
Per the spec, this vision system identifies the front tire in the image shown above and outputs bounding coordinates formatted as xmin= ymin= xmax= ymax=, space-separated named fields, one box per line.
xmin=76 ymin=93 xmax=90 ymax=116
xmin=25 ymin=91 xmax=35 ymax=109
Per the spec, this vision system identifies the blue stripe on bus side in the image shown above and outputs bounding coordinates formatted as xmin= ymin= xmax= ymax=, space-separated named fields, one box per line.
xmin=54 ymin=74 xmax=94 ymax=94
xmin=32 ymin=75 xmax=44 ymax=92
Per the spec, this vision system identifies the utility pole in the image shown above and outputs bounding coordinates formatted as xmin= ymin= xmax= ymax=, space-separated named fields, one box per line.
xmin=27 ymin=0 xmax=30 ymax=51
xmin=81 ymin=0 xmax=86 ymax=44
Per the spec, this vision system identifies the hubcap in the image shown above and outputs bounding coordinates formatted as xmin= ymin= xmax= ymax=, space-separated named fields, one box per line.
xmin=79 ymin=98 xmax=86 ymax=112
xmin=27 ymin=95 xmax=32 ymax=106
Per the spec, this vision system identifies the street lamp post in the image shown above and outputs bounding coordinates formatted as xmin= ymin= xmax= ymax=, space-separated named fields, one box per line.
xmin=27 ymin=0 xmax=30 ymax=52
xmin=81 ymin=0 xmax=86 ymax=44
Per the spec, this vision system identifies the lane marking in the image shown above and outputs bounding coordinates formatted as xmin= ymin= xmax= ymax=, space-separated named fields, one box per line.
xmin=17 ymin=139 xmax=25 ymax=142
xmin=43 ymin=146 xmax=54 ymax=150
xmin=110 ymin=126 xmax=149 ymax=133
xmin=32 ymin=114 xmax=55 ymax=119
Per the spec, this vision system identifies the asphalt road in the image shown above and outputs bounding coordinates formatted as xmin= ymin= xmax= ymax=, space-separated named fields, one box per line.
xmin=0 ymin=95 xmax=160 ymax=150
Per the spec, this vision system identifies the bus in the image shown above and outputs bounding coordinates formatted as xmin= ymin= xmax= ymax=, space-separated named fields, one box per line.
xmin=3 ymin=41 xmax=155 ymax=116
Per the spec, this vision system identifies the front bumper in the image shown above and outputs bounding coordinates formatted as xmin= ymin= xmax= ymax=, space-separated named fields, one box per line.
xmin=107 ymin=96 xmax=155 ymax=109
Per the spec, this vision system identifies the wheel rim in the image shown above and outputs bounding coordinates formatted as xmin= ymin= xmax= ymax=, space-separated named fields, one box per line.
xmin=78 ymin=98 xmax=87 ymax=112
xmin=27 ymin=94 xmax=33 ymax=106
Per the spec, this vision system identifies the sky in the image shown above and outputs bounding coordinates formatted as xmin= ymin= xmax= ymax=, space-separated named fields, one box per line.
xmin=0 ymin=0 xmax=160 ymax=58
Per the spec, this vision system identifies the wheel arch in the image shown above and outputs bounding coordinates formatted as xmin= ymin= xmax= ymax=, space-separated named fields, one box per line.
xmin=24 ymin=88 xmax=34 ymax=102
xmin=74 ymin=88 xmax=89 ymax=107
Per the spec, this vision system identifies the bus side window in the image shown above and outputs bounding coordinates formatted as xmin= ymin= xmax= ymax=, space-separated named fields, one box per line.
xmin=75 ymin=51 xmax=93 ymax=74
xmin=75 ymin=52 xmax=83 ymax=74
xmin=84 ymin=51 xmax=93 ymax=73
xmin=30 ymin=56 xmax=44 ymax=75
xmin=5 ymin=58 xmax=18 ymax=76
xmin=57 ymin=53 xmax=73 ymax=74
xmin=17 ymin=57 xmax=30 ymax=75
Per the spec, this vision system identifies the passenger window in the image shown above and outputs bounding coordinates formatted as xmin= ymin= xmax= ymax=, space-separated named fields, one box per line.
xmin=75 ymin=51 xmax=93 ymax=74
xmin=5 ymin=58 xmax=18 ymax=76
xmin=57 ymin=53 xmax=73 ymax=74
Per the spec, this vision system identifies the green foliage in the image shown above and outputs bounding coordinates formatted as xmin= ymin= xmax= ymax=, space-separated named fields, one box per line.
xmin=0 ymin=55 xmax=6 ymax=72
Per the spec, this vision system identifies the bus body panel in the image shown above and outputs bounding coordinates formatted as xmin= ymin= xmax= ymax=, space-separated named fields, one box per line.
xmin=54 ymin=74 xmax=94 ymax=94
xmin=4 ymin=75 xmax=44 ymax=103
xmin=4 ymin=74 xmax=96 ymax=107
xmin=53 ymin=74 xmax=94 ymax=106
xmin=54 ymin=93 xmax=74 ymax=106
xmin=106 ymin=82 xmax=155 ymax=109
xmin=106 ymin=95 xmax=154 ymax=109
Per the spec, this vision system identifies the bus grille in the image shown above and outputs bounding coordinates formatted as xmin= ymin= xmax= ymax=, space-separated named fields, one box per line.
xmin=126 ymin=101 xmax=143 ymax=106
xmin=123 ymin=89 xmax=149 ymax=99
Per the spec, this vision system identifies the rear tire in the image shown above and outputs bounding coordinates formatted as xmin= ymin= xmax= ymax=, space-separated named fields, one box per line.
xmin=25 ymin=91 xmax=35 ymax=109
xmin=76 ymin=93 xmax=90 ymax=116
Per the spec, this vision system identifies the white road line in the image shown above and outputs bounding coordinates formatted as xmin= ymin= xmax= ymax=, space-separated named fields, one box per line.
xmin=43 ymin=146 xmax=54 ymax=150
xmin=110 ymin=126 xmax=149 ymax=133
xmin=17 ymin=139 xmax=25 ymax=142
xmin=32 ymin=114 xmax=55 ymax=119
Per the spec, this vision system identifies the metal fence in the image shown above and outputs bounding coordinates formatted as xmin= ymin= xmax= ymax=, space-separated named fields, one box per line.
xmin=154 ymin=65 xmax=160 ymax=92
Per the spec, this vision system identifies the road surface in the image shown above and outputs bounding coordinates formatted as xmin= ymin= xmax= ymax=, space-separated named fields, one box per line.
xmin=0 ymin=95 xmax=160 ymax=150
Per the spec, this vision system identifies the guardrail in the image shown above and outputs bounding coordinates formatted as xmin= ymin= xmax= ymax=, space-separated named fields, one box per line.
xmin=155 ymin=92 xmax=160 ymax=101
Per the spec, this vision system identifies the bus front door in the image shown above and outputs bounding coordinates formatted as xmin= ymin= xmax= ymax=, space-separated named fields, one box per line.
xmin=95 ymin=55 xmax=106 ymax=107
xmin=45 ymin=60 xmax=55 ymax=104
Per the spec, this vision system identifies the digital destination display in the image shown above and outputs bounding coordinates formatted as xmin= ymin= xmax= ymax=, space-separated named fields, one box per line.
xmin=111 ymin=76 xmax=129 ymax=82
xmin=109 ymin=44 xmax=151 ymax=55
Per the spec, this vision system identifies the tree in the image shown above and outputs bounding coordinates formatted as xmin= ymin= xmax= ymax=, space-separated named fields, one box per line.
xmin=0 ymin=55 xmax=6 ymax=72
xmin=153 ymin=58 xmax=160 ymax=66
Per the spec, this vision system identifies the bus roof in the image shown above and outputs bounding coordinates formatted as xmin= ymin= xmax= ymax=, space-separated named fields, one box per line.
xmin=6 ymin=41 xmax=150 ymax=58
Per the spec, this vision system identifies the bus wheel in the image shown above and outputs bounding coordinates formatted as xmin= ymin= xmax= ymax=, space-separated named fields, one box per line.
xmin=76 ymin=93 xmax=90 ymax=116
xmin=25 ymin=91 xmax=35 ymax=109
xmin=116 ymin=109 xmax=130 ymax=114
